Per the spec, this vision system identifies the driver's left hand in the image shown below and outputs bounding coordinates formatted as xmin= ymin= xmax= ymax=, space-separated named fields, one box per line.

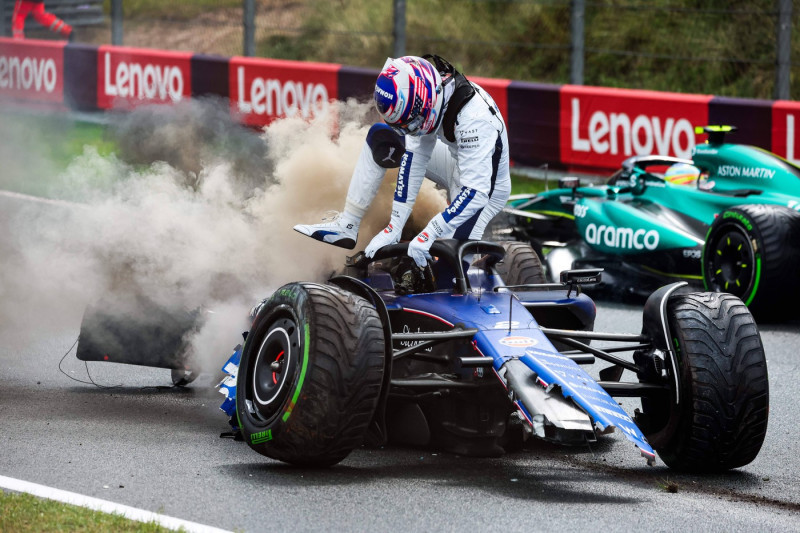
xmin=408 ymin=213 xmax=450 ymax=267
xmin=408 ymin=230 xmax=434 ymax=267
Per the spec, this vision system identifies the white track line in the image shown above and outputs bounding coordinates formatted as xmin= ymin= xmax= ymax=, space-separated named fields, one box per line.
xmin=0 ymin=475 xmax=232 ymax=533
xmin=0 ymin=189 xmax=86 ymax=208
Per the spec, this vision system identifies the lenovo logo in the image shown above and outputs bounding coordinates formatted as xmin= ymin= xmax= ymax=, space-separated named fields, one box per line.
xmin=570 ymin=97 xmax=696 ymax=159
xmin=0 ymin=55 xmax=58 ymax=93
xmin=236 ymin=66 xmax=328 ymax=118
xmin=103 ymin=52 xmax=184 ymax=101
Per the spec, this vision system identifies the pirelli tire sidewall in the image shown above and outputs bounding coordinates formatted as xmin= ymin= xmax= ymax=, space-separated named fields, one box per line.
xmin=237 ymin=285 xmax=307 ymax=445
xmin=702 ymin=204 xmax=800 ymax=320
xmin=236 ymin=282 xmax=385 ymax=467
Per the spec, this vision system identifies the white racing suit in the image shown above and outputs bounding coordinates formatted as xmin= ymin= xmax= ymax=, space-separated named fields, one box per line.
xmin=347 ymin=82 xmax=511 ymax=262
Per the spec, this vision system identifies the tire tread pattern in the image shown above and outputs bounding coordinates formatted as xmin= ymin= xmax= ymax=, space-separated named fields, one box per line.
xmin=659 ymin=292 xmax=769 ymax=472
xmin=496 ymin=241 xmax=546 ymax=285
xmin=246 ymin=282 xmax=385 ymax=466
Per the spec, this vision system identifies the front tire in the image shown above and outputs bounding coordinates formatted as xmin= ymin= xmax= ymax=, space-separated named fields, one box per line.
xmin=702 ymin=204 xmax=800 ymax=320
xmin=639 ymin=292 xmax=769 ymax=472
xmin=236 ymin=282 xmax=385 ymax=466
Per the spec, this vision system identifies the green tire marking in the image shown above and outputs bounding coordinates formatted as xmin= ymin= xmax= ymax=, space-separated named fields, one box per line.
xmin=251 ymin=429 xmax=273 ymax=445
xmin=744 ymin=256 xmax=762 ymax=306
xmin=282 ymin=323 xmax=310 ymax=422
xmin=722 ymin=211 xmax=753 ymax=231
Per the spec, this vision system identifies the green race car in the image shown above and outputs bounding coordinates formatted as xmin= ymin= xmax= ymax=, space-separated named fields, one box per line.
xmin=503 ymin=126 xmax=800 ymax=320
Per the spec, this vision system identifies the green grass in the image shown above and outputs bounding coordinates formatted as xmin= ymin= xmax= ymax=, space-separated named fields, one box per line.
xmin=253 ymin=0 xmax=787 ymax=100
xmin=0 ymin=490 xmax=176 ymax=532
xmin=510 ymin=173 xmax=548 ymax=195
xmin=0 ymin=112 xmax=116 ymax=198
xmin=102 ymin=0 xmax=241 ymax=19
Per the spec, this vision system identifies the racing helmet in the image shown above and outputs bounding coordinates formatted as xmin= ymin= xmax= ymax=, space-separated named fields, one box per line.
xmin=664 ymin=162 xmax=701 ymax=185
xmin=374 ymin=56 xmax=443 ymax=137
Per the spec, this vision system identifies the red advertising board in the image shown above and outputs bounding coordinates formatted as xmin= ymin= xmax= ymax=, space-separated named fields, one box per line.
xmin=97 ymin=45 xmax=192 ymax=110
xmin=229 ymin=56 xmax=339 ymax=128
xmin=560 ymin=85 xmax=712 ymax=170
xmin=470 ymin=76 xmax=510 ymax=123
xmin=771 ymin=100 xmax=800 ymax=165
xmin=0 ymin=37 xmax=65 ymax=106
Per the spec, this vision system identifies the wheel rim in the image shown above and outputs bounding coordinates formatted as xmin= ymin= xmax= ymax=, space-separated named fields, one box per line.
xmin=706 ymin=225 xmax=755 ymax=298
xmin=246 ymin=317 xmax=299 ymax=424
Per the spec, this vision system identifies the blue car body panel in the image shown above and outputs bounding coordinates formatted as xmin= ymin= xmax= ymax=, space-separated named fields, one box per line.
xmin=390 ymin=290 xmax=655 ymax=462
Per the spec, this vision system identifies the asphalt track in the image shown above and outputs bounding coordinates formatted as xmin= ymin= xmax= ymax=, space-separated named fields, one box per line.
xmin=2 ymin=193 xmax=800 ymax=532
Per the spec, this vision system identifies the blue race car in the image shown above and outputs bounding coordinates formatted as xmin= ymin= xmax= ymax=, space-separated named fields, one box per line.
xmin=210 ymin=239 xmax=768 ymax=472
xmin=76 ymin=239 xmax=768 ymax=471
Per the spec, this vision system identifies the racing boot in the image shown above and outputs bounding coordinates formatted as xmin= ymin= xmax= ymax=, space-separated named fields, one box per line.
xmin=293 ymin=211 xmax=359 ymax=249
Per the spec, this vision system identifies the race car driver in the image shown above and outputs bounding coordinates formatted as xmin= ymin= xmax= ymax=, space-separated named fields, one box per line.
xmin=12 ymin=0 xmax=73 ymax=40
xmin=293 ymin=54 xmax=510 ymax=267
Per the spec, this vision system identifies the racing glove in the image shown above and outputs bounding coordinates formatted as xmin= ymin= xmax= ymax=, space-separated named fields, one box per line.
xmin=365 ymin=202 xmax=412 ymax=258
xmin=408 ymin=213 xmax=449 ymax=267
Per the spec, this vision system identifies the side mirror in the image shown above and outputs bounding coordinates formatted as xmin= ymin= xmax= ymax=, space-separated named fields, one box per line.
xmin=560 ymin=268 xmax=603 ymax=285
xmin=559 ymin=268 xmax=603 ymax=297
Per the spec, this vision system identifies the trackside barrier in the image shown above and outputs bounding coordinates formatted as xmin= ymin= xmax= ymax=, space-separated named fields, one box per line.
xmin=2 ymin=37 xmax=800 ymax=172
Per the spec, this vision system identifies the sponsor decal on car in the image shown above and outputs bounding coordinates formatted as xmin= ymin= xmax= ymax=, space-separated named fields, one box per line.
xmin=573 ymin=204 xmax=589 ymax=218
xmin=499 ymin=336 xmax=538 ymax=347
xmin=585 ymin=223 xmax=660 ymax=250
xmin=717 ymin=165 xmax=776 ymax=179
xmin=493 ymin=320 xmax=519 ymax=329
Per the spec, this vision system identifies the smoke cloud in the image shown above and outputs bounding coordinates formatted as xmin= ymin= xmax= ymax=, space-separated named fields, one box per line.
xmin=0 ymin=99 xmax=446 ymax=374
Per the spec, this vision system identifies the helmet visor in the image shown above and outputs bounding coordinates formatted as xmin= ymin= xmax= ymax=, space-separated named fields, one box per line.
xmin=387 ymin=114 xmax=425 ymax=137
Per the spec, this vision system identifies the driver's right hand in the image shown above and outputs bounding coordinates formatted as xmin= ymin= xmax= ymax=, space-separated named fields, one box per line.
xmin=365 ymin=223 xmax=402 ymax=258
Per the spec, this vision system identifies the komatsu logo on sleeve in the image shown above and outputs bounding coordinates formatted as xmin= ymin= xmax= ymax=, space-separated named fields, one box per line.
xmin=394 ymin=152 xmax=412 ymax=202
xmin=585 ymin=223 xmax=659 ymax=250
xmin=443 ymin=187 xmax=476 ymax=221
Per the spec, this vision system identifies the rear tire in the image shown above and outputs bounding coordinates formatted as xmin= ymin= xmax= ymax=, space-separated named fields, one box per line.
xmin=496 ymin=241 xmax=546 ymax=285
xmin=703 ymin=204 xmax=800 ymax=320
xmin=236 ymin=282 xmax=385 ymax=466
xmin=640 ymin=292 xmax=769 ymax=472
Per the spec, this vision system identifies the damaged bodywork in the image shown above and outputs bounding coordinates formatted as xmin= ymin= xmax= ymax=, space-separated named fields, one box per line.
xmin=79 ymin=239 xmax=769 ymax=472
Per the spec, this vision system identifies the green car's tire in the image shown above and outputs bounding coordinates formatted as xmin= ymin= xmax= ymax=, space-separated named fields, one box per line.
xmin=638 ymin=292 xmax=768 ymax=472
xmin=702 ymin=204 xmax=800 ymax=320
xmin=236 ymin=282 xmax=385 ymax=467
xmin=496 ymin=241 xmax=546 ymax=285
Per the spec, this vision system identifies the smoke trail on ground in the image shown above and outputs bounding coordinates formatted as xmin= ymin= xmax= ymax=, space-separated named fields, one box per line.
xmin=0 ymin=99 xmax=446 ymax=373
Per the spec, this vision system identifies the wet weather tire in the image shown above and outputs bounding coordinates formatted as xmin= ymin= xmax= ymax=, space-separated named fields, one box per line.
xmin=643 ymin=292 xmax=769 ymax=472
xmin=496 ymin=241 xmax=546 ymax=285
xmin=236 ymin=282 xmax=385 ymax=466
xmin=702 ymin=204 xmax=800 ymax=320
